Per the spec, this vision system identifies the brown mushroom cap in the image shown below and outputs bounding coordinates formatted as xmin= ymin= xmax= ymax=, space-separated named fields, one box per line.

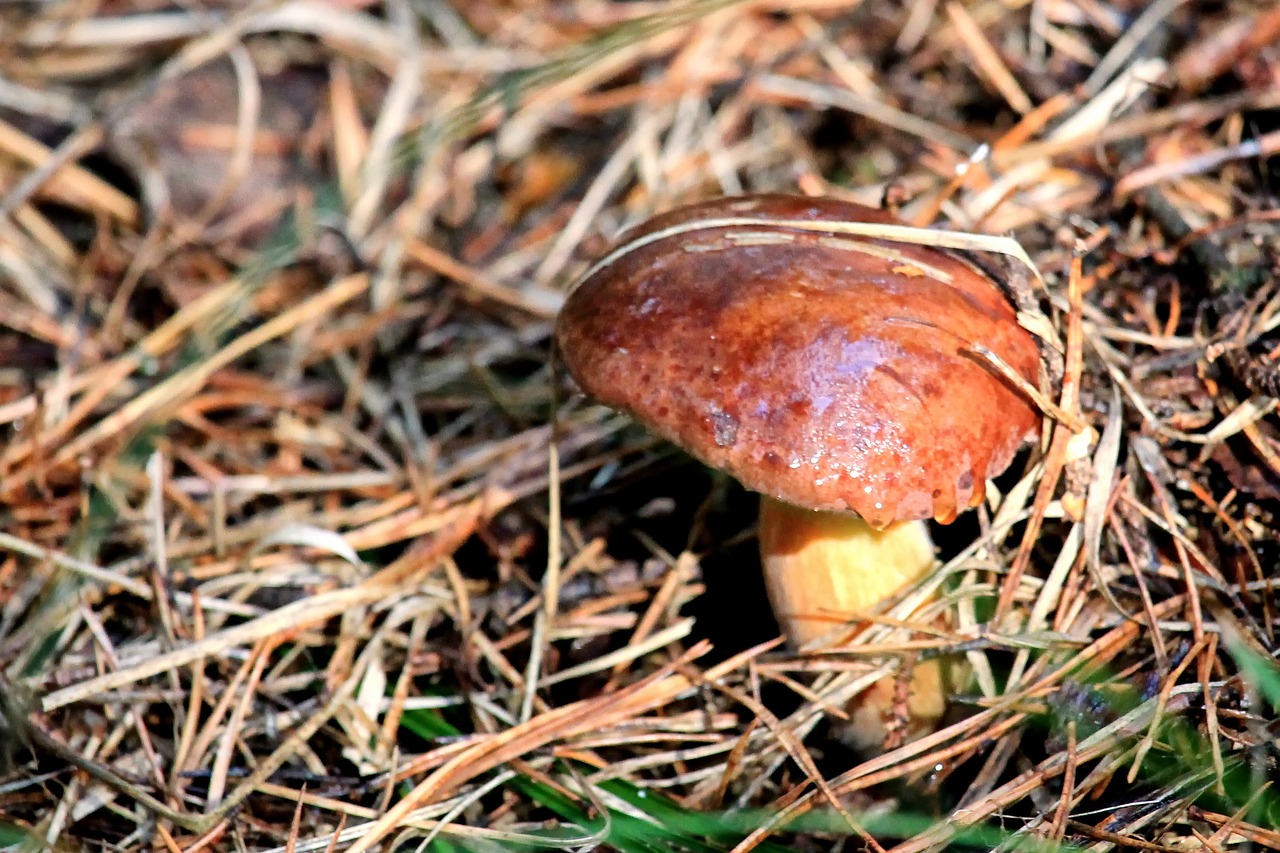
xmin=557 ymin=194 xmax=1044 ymax=529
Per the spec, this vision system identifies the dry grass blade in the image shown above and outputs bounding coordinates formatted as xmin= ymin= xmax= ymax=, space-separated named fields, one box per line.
xmin=571 ymin=215 xmax=1044 ymax=297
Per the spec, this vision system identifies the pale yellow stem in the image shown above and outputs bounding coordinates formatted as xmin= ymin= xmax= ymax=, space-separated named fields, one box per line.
xmin=758 ymin=496 xmax=948 ymax=750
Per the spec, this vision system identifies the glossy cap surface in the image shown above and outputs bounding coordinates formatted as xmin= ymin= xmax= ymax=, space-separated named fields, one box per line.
xmin=556 ymin=194 xmax=1043 ymax=528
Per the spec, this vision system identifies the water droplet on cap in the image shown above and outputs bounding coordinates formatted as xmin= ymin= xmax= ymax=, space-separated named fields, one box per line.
xmin=710 ymin=409 xmax=739 ymax=448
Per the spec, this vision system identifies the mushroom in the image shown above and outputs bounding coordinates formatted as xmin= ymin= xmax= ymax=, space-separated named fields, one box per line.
xmin=556 ymin=194 xmax=1044 ymax=749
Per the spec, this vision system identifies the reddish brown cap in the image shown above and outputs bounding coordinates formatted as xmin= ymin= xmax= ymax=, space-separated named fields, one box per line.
xmin=556 ymin=194 xmax=1043 ymax=529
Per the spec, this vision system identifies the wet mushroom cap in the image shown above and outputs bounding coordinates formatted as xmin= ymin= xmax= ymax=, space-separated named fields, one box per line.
xmin=556 ymin=194 xmax=1044 ymax=529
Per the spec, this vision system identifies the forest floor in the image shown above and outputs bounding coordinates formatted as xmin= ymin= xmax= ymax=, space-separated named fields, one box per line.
xmin=2 ymin=1 xmax=1280 ymax=851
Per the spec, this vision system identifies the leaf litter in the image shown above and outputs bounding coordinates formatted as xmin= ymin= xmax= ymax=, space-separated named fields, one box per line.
xmin=1 ymin=1 xmax=1279 ymax=851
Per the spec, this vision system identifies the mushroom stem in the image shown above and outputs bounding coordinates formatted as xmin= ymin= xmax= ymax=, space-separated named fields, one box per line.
xmin=757 ymin=496 xmax=948 ymax=750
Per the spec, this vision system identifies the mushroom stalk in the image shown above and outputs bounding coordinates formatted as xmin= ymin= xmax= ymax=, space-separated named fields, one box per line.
xmin=757 ymin=496 xmax=947 ymax=750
